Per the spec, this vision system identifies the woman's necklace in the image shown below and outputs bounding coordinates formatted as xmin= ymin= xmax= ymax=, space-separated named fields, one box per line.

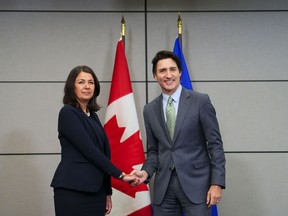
xmin=85 ymin=110 xmax=90 ymax=116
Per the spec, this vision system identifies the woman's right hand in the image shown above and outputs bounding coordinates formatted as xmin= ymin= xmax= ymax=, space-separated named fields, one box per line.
xmin=122 ymin=173 xmax=140 ymax=185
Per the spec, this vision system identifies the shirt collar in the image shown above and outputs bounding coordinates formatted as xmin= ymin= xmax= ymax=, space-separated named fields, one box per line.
xmin=162 ymin=85 xmax=182 ymax=104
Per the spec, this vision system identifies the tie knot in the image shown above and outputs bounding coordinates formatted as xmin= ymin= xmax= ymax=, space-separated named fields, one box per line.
xmin=168 ymin=96 xmax=173 ymax=105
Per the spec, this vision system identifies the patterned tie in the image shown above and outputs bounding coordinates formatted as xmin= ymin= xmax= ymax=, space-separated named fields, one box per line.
xmin=166 ymin=96 xmax=176 ymax=140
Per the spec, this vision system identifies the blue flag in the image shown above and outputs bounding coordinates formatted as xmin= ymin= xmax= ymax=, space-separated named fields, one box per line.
xmin=211 ymin=205 xmax=218 ymax=216
xmin=173 ymin=37 xmax=193 ymax=90
xmin=173 ymin=37 xmax=219 ymax=216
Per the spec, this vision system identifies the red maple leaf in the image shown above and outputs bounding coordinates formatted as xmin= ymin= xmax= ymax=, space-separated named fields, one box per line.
xmin=104 ymin=115 xmax=149 ymax=198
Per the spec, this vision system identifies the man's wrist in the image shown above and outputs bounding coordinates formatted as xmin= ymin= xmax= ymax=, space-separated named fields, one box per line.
xmin=211 ymin=184 xmax=223 ymax=189
xmin=142 ymin=170 xmax=149 ymax=179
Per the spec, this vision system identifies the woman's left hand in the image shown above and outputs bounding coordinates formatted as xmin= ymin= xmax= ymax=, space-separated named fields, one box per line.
xmin=105 ymin=195 xmax=112 ymax=215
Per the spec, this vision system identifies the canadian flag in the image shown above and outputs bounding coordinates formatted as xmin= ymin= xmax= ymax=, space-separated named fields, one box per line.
xmin=104 ymin=39 xmax=153 ymax=216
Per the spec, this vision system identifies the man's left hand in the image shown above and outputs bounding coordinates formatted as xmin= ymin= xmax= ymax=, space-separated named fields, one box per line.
xmin=206 ymin=185 xmax=222 ymax=207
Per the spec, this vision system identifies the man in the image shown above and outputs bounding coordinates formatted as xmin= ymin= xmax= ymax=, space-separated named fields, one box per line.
xmin=132 ymin=50 xmax=225 ymax=216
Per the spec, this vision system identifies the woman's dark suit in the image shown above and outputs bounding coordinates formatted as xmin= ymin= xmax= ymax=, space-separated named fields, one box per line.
xmin=51 ymin=105 xmax=122 ymax=215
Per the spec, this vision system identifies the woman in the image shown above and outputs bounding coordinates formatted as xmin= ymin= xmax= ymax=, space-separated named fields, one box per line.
xmin=51 ymin=65 xmax=136 ymax=216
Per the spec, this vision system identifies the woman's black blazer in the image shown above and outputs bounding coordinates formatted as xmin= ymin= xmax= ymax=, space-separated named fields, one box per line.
xmin=51 ymin=105 xmax=121 ymax=194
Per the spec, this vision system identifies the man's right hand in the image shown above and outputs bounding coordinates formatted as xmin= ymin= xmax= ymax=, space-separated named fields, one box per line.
xmin=129 ymin=170 xmax=149 ymax=186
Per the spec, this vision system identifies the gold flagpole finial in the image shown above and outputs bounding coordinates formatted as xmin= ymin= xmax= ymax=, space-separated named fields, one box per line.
xmin=121 ymin=15 xmax=126 ymax=47
xmin=121 ymin=15 xmax=126 ymax=37
xmin=177 ymin=12 xmax=183 ymax=46
xmin=177 ymin=13 xmax=182 ymax=36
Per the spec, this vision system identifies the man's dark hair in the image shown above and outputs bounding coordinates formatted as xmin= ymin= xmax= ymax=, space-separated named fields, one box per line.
xmin=151 ymin=50 xmax=183 ymax=76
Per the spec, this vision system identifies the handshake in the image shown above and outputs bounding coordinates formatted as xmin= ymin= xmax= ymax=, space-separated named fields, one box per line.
xmin=120 ymin=170 xmax=149 ymax=186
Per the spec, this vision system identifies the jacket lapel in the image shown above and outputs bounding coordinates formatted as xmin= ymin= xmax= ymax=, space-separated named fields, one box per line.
xmin=88 ymin=113 xmax=105 ymax=152
xmin=156 ymin=95 xmax=166 ymax=128
xmin=154 ymin=95 xmax=172 ymax=142
xmin=173 ymin=88 xmax=191 ymax=143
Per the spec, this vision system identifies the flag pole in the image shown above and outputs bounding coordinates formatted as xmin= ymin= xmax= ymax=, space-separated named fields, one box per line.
xmin=177 ymin=12 xmax=182 ymax=47
xmin=121 ymin=15 xmax=126 ymax=48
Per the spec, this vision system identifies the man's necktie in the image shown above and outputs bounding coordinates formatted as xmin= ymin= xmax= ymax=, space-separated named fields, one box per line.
xmin=166 ymin=96 xmax=176 ymax=140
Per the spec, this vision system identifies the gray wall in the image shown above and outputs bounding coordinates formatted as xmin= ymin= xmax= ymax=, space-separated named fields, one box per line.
xmin=1 ymin=0 xmax=287 ymax=215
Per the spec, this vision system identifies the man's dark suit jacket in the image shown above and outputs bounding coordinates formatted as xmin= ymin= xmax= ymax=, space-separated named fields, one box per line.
xmin=142 ymin=87 xmax=226 ymax=205
xmin=51 ymin=105 xmax=121 ymax=194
